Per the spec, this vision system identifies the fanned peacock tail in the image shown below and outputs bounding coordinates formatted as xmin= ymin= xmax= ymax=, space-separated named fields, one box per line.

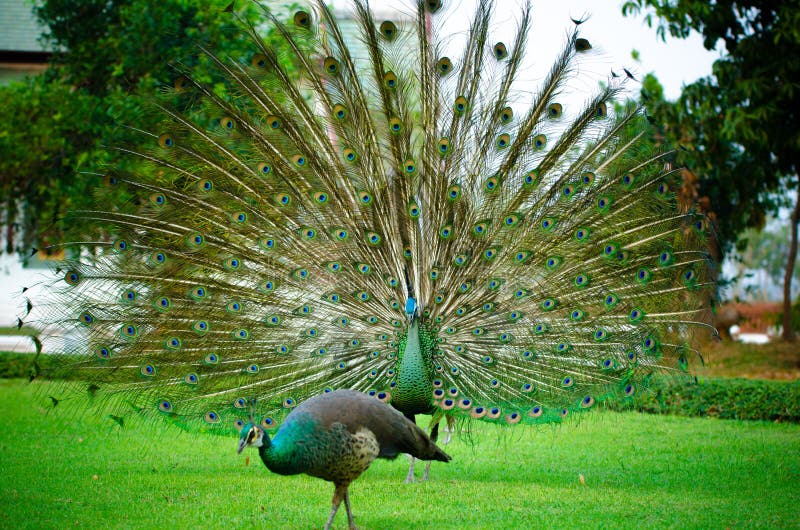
xmin=29 ymin=0 xmax=715 ymax=434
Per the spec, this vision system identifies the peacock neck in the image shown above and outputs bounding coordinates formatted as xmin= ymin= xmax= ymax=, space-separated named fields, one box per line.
xmin=391 ymin=320 xmax=434 ymax=416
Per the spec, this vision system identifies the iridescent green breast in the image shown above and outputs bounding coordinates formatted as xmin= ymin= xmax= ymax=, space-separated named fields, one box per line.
xmin=391 ymin=321 xmax=436 ymax=416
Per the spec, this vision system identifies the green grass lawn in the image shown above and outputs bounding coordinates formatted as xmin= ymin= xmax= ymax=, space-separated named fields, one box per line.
xmin=1 ymin=379 xmax=798 ymax=529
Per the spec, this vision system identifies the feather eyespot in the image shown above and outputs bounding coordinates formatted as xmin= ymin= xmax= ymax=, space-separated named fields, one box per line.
xmin=174 ymin=76 xmax=188 ymax=91
xmin=575 ymin=38 xmax=592 ymax=52
xmin=251 ymin=54 xmax=267 ymax=68
xmin=79 ymin=311 xmax=95 ymax=326
xmin=150 ymin=193 xmax=167 ymax=207
xmin=343 ymin=148 xmax=358 ymax=162
xmin=524 ymin=169 xmax=541 ymax=187
xmin=332 ymin=104 xmax=347 ymax=120
xmin=454 ymin=95 xmax=468 ymax=115
xmin=379 ymin=21 xmax=397 ymax=40
xmin=293 ymin=10 xmax=311 ymax=28
xmin=165 ymin=336 xmax=182 ymax=350
xmin=64 ymin=270 xmax=81 ymax=285
xmin=496 ymin=133 xmax=510 ymax=150
xmin=264 ymin=116 xmax=280 ymax=130
xmin=437 ymin=137 xmax=450 ymax=155
xmin=383 ymin=71 xmax=398 ymax=88
xmin=436 ymin=57 xmax=453 ymax=75
xmin=426 ymin=0 xmax=442 ymax=12
xmin=324 ymin=57 xmax=340 ymax=75
xmin=447 ymin=184 xmax=461 ymax=201
xmin=119 ymin=323 xmax=138 ymax=339
xmin=389 ymin=117 xmax=403 ymax=133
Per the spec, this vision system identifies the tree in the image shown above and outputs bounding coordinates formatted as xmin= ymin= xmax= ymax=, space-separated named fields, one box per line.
xmin=0 ymin=0 xmax=294 ymax=259
xmin=623 ymin=0 xmax=800 ymax=341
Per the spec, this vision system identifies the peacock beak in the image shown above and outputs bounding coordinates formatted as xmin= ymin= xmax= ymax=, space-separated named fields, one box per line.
xmin=237 ymin=437 xmax=248 ymax=454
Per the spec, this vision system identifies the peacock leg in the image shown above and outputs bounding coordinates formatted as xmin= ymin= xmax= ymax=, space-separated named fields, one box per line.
xmin=324 ymin=483 xmax=346 ymax=530
xmin=343 ymin=486 xmax=357 ymax=530
xmin=421 ymin=421 xmax=441 ymax=481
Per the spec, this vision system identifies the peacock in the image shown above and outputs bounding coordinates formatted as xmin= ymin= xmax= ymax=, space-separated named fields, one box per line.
xmin=23 ymin=0 xmax=716 ymax=524
xmin=237 ymin=389 xmax=450 ymax=529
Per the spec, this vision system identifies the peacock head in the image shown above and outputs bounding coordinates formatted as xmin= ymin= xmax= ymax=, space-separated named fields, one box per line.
xmin=237 ymin=422 xmax=264 ymax=454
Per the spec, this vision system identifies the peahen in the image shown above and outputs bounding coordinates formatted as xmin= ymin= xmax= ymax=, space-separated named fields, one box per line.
xmin=237 ymin=389 xmax=450 ymax=530
xmin=24 ymin=0 xmax=716 ymax=523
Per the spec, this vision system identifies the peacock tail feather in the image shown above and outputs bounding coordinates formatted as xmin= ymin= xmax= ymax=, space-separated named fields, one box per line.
xmin=29 ymin=0 xmax=716 ymax=434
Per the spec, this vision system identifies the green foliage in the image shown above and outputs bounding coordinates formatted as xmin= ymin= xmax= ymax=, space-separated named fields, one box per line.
xmin=1 ymin=379 xmax=798 ymax=528
xmin=34 ymin=0 xmax=228 ymax=96
xmin=623 ymin=0 xmax=800 ymax=253
xmin=610 ymin=376 xmax=800 ymax=423
xmin=0 ymin=76 xmax=102 ymax=254
xmin=0 ymin=0 xmax=297 ymax=257
xmin=0 ymin=352 xmax=56 ymax=379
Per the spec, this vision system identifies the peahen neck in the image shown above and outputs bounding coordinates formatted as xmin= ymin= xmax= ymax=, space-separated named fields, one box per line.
xmin=257 ymin=432 xmax=303 ymax=476
xmin=391 ymin=320 xmax=435 ymax=416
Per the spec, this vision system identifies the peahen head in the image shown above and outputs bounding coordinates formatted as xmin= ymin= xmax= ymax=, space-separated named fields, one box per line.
xmin=237 ymin=422 xmax=265 ymax=454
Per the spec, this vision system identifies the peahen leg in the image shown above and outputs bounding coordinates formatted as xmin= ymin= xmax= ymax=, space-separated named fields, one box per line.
xmin=343 ymin=487 xmax=357 ymax=530
xmin=324 ymin=483 xmax=347 ymax=530
xmin=404 ymin=455 xmax=416 ymax=483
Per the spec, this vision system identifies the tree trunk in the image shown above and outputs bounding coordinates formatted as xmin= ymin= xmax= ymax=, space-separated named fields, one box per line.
xmin=782 ymin=180 xmax=800 ymax=341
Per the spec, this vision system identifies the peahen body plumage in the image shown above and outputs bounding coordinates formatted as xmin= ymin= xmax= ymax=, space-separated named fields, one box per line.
xmin=237 ymin=389 xmax=450 ymax=529
xmin=25 ymin=0 xmax=716 ymax=523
